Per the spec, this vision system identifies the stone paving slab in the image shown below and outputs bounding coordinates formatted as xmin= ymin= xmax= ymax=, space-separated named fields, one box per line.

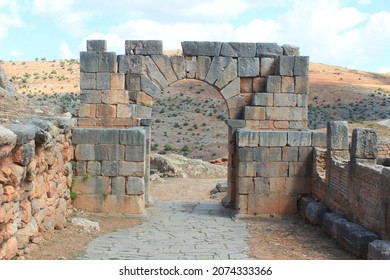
xmin=83 ymin=201 xmax=252 ymax=260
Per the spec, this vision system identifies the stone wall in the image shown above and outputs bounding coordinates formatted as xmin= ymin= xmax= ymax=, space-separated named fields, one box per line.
xmin=312 ymin=121 xmax=390 ymax=240
xmin=72 ymin=127 xmax=147 ymax=214
xmin=0 ymin=118 xmax=74 ymax=259
xmin=235 ymin=129 xmax=326 ymax=215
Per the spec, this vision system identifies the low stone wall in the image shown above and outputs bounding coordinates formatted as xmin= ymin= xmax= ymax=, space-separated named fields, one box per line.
xmin=0 ymin=118 xmax=74 ymax=260
xmin=312 ymin=121 xmax=390 ymax=240
xmin=235 ymin=129 xmax=326 ymax=215
xmin=72 ymin=127 xmax=148 ymax=214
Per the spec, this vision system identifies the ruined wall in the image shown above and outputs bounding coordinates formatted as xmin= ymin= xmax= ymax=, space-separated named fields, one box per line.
xmin=0 ymin=118 xmax=74 ymax=259
xmin=312 ymin=121 xmax=390 ymax=239
xmin=235 ymin=129 xmax=326 ymax=215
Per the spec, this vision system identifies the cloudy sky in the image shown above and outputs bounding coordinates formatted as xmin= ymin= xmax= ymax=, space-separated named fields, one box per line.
xmin=0 ymin=0 xmax=389 ymax=72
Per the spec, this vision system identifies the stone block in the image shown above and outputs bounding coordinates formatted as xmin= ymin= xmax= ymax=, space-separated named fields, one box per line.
xmin=181 ymin=41 xmax=222 ymax=56
xmin=75 ymin=144 xmax=95 ymax=160
xmin=238 ymin=57 xmax=259 ymax=77
xmin=260 ymin=57 xmax=275 ymax=77
xmin=11 ymin=143 xmax=34 ymax=166
xmin=282 ymin=146 xmax=299 ymax=161
xmin=288 ymin=162 xmax=308 ymax=177
xmin=117 ymin=104 xmax=137 ymax=118
xmin=274 ymin=93 xmax=297 ymax=107
xmin=295 ymin=76 xmax=309 ymax=95
xmin=299 ymin=196 xmax=315 ymax=218
xmin=368 ymin=240 xmax=390 ymax=260
xmin=252 ymin=77 xmax=266 ymax=92
xmin=289 ymin=121 xmax=308 ymax=130
xmin=126 ymin=177 xmax=145 ymax=195
xmin=101 ymin=89 xmax=128 ymax=104
xmin=141 ymin=76 xmax=161 ymax=98
xmin=95 ymin=145 xmax=124 ymax=161
xmin=79 ymin=104 xmax=96 ymax=118
xmin=265 ymin=76 xmax=281 ymax=93
xmin=298 ymin=147 xmax=313 ymax=162
xmin=226 ymin=119 xmax=246 ymax=128
xmin=87 ymin=161 xmax=101 ymax=176
xmin=294 ymin=56 xmax=309 ymax=76
xmin=270 ymin=177 xmax=286 ymax=194
xmin=273 ymin=121 xmax=289 ymax=129
xmin=96 ymin=72 xmax=111 ymax=90
xmin=312 ymin=131 xmax=327 ymax=147
xmin=338 ymin=222 xmax=379 ymax=257
xmin=351 ymin=128 xmax=378 ymax=159
xmin=238 ymin=162 xmax=257 ymax=177
xmin=144 ymin=56 xmax=169 ymax=88
xmin=111 ymin=177 xmax=126 ymax=196
xmin=254 ymin=147 xmax=270 ymax=162
xmin=237 ymin=194 xmax=248 ymax=214
xmin=80 ymin=51 xmax=98 ymax=73
xmin=3 ymin=124 xmax=38 ymax=145
xmin=252 ymin=92 xmax=273 ymax=106
xmin=221 ymin=77 xmax=240 ymax=100
xmin=126 ymin=73 xmax=141 ymax=92
xmin=244 ymin=106 xmax=265 ymax=120
xmin=286 ymin=177 xmax=308 ymax=195
xmin=321 ymin=212 xmax=349 ymax=239
xmin=119 ymin=161 xmax=145 ymax=177
xmin=248 ymin=194 xmax=297 ymax=215
xmin=220 ymin=42 xmax=256 ymax=57
xmin=0 ymin=125 xmax=17 ymax=146
xmin=170 ymin=55 xmax=186 ymax=80
xmin=110 ymin=73 xmax=125 ymax=90
xmin=237 ymin=177 xmax=254 ymax=194
xmin=136 ymin=105 xmax=152 ymax=118
xmin=87 ymin=40 xmax=107 ymax=52
xmin=72 ymin=128 xmax=100 ymax=144
xmin=80 ymin=73 xmax=96 ymax=90
xmin=237 ymin=129 xmax=259 ymax=147
xmin=102 ymin=161 xmax=119 ymax=176
xmin=327 ymin=121 xmax=349 ymax=150
xmin=296 ymin=94 xmax=308 ymax=107
xmin=277 ymin=56 xmax=295 ymax=76
xmin=74 ymin=176 xmax=110 ymax=195
xmin=80 ymin=90 xmax=102 ymax=104
xmin=215 ymin=59 xmax=238 ymax=89
xmin=205 ymin=57 xmax=233 ymax=85
xmin=305 ymin=202 xmax=327 ymax=225
xmin=238 ymin=147 xmax=254 ymax=162
xmin=240 ymin=78 xmax=253 ymax=93
xmin=97 ymin=129 xmax=120 ymax=144
xmin=195 ymin=56 xmax=211 ymax=80
xmin=96 ymin=104 xmax=116 ymax=119
xmin=185 ymin=56 xmax=197 ymax=78
xmin=126 ymin=40 xmax=163 ymax=55
xmin=98 ymin=52 xmax=116 ymax=73
xmin=269 ymin=147 xmax=282 ymax=161
xmin=287 ymin=131 xmax=312 ymax=146
xmin=259 ymin=131 xmax=287 ymax=147
xmin=257 ymin=162 xmax=289 ymax=177
xmin=281 ymin=76 xmax=295 ymax=93
xmin=282 ymin=44 xmax=300 ymax=56
xmin=118 ymin=55 xmax=143 ymax=74
xmin=254 ymin=177 xmax=270 ymax=195
xmin=125 ymin=145 xmax=145 ymax=162
xmin=256 ymin=43 xmax=283 ymax=57
xmin=151 ymin=55 xmax=178 ymax=84
xmin=75 ymin=160 xmax=86 ymax=175
xmin=120 ymin=128 xmax=145 ymax=146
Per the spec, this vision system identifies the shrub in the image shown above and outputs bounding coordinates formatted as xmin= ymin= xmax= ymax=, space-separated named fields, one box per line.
xmin=182 ymin=145 xmax=190 ymax=152
xmin=164 ymin=144 xmax=173 ymax=152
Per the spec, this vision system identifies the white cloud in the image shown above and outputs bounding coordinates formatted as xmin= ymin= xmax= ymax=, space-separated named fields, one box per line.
xmin=358 ymin=0 xmax=371 ymax=5
xmin=9 ymin=49 xmax=23 ymax=57
xmin=59 ymin=42 xmax=75 ymax=59
xmin=377 ymin=66 xmax=390 ymax=73
xmin=32 ymin=0 xmax=75 ymax=14
xmin=0 ymin=0 xmax=24 ymax=40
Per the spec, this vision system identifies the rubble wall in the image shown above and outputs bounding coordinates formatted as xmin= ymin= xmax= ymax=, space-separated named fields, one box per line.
xmin=0 ymin=118 xmax=74 ymax=259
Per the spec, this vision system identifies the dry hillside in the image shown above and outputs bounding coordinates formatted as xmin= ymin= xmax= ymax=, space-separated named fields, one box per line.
xmin=1 ymin=58 xmax=389 ymax=160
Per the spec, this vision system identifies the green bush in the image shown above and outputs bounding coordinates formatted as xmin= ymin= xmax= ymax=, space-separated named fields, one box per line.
xmin=182 ymin=145 xmax=190 ymax=152
xmin=164 ymin=144 xmax=173 ymax=152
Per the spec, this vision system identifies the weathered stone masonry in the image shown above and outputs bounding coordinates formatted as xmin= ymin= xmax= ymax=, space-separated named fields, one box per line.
xmin=0 ymin=118 xmax=74 ymax=259
xmin=74 ymin=39 xmax=310 ymax=215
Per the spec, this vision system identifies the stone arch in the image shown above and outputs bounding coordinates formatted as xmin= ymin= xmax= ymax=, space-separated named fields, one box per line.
xmin=75 ymin=39 xmax=310 ymax=215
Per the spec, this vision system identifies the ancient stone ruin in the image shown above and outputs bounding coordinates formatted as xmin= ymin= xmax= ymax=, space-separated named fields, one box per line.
xmin=1 ymin=39 xmax=389 ymax=259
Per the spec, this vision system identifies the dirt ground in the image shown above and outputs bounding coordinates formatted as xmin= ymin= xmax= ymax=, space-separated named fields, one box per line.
xmin=25 ymin=177 xmax=355 ymax=260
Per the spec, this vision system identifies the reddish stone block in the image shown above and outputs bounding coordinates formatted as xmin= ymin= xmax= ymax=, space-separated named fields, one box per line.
xmin=270 ymin=177 xmax=286 ymax=194
xmin=96 ymin=104 xmax=117 ymax=118
xmin=79 ymin=104 xmax=96 ymax=118
xmin=281 ymin=76 xmax=295 ymax=93
xmin=237 ymin=194 xmax=248 ymax=214
xmin=240 ymin=78 xmax=253 ymax=93
xmin=253 ymin=77 xmax=266 ymax=92
xmin=273 ymin=121 xmax=289 ymax=129
xmin=110 ymin=73 xmax=125 ymax=90
xmin=139 ymin=91 xmax=154 ymax=107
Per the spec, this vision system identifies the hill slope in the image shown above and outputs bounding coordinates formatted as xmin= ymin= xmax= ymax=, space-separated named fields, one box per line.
xmin=1 ymin=59 xmax=389 ymax=160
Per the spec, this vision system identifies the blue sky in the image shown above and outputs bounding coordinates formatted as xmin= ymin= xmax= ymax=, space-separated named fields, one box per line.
xmin=0 ymin=0 xmax=389 ymax=72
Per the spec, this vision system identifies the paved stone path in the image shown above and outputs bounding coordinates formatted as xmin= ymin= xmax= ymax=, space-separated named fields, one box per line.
xmin=84 ymin=201 xmax=252 ymax=260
